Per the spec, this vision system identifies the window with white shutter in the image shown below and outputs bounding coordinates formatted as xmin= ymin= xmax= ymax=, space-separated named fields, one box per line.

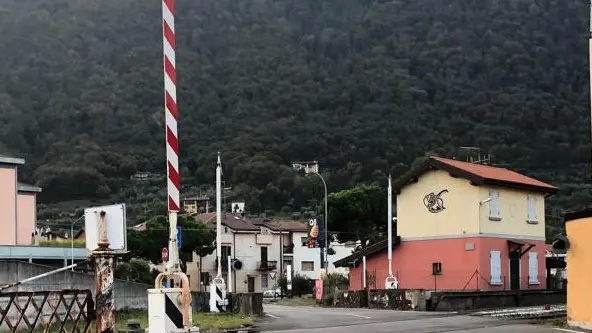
xmin=528 ymin=252 xmax=539 ymax=284
xmin=490 ymin=250 xmax=502 ymax=285
xmin=489 ymin=190 xmax=501 ymax=220
xmin=527 ymin=195 xmax=537 ymax=222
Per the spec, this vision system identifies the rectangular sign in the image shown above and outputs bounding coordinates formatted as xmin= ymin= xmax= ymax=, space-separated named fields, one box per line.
xmin=315 ymin=279 xmax=323 ymax=300
xmin=84 ymin=203 xmax=127 ymax=253
xmin=177 ymin=226 xmax=182 ymax=249
xmin=307 ymin=216 xmax=325 ymax=248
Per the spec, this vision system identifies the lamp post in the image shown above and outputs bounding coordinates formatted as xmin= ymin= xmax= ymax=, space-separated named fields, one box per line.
xmin=305 ymin=171 xmax=328 ymax=270
xmin=314 ymin=172 xmax=329 ymax=271
xmin=291 ymin=162 xmax=329 ymax=270
xmin=70 ymin=215 xmax=85 ymax=271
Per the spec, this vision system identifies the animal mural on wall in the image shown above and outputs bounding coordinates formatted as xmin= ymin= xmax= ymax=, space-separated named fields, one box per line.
xmin=423 ymin=190 xmax=449 ymax=213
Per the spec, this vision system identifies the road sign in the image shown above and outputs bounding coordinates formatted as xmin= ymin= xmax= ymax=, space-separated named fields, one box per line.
xmin=84 ymin=203 xmax=127 ymax=254
xmin=177 ymin=226 xmax=182 ymax=249
xmin=269 ymin=272 xmax=276 ymax=279
xmin=161 ymin=248 xmax=169 ymax=263
xmin=385 ymin=276 xmax=398 ymax=289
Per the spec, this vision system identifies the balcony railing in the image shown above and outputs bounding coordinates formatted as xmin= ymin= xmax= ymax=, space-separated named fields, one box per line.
xmin=257 ymin=260 xmax=277 ymax=271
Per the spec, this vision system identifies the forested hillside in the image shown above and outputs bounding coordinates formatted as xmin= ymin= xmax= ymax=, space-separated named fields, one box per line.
xmin=0 ymin=0 xmax=590 ymax=235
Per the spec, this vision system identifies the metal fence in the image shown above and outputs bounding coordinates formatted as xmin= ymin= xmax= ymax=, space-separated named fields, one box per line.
xmin=0 ymin=290 xmax=94 ymax=333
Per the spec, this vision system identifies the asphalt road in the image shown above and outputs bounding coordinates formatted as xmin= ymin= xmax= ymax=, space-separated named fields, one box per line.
xmin=259 ymin=304 xmax=568 ymax=333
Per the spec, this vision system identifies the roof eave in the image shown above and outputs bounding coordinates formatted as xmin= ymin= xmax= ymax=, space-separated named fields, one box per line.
xmin=392 ymin=156 xmax=558 ymax=195
xmin=333 ymin=237 xmax=400 ymax=268
xmin=17 ymin=183 xmax=42 ymax=193
xmin=481 ymin=179 xmax=558 ymax=194
xmin=0 ymin=156 xmax=25 ymax=165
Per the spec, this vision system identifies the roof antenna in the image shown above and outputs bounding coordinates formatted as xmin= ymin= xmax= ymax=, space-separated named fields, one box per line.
xmin=459 ymin=147 xmax=491 ymax=165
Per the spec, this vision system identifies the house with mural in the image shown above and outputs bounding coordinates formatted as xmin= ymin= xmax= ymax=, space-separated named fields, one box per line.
xmin=335 ymin=156 xmax=557 ymax=291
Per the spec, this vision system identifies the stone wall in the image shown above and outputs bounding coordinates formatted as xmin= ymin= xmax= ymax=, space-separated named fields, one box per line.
xmin=368 ymin=289 xmax=426 ymax=311
xmin=333 ymin=290 xmax=367 ymax=308
xmin=429 ymin=290 xmax=566 ymax=311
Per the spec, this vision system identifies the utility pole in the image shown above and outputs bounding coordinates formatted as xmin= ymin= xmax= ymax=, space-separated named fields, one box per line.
xmin=216 ymin=153 xmax=222 ymax=278
xmin=387 ymin=174 xmax=393 ymax=277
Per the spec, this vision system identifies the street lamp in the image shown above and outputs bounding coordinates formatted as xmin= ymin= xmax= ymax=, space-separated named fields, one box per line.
xmin=291 ymin=162 xmax=329 ymax=270
xmin=305 ymin=170 xmax=328 ymax=271
xmin=70 ymin=215 xmax=85 ymax=271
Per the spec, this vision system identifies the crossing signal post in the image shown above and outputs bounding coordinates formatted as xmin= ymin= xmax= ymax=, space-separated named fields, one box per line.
xmin=147 ymin=0 xmax=197 ymax=331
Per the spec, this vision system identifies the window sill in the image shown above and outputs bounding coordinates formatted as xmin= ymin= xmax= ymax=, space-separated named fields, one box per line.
xmin=528 ymin=281 xmax=540 ymax=285
xmin=526 ymin=220 xmax=539 ymax=224
xmin=490 ymin=281 xmax=503 ymax=286
xmin=489 ymin=216 xmax=502 ymax=222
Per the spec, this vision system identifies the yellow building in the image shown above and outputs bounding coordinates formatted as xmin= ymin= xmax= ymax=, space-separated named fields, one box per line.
xmin=182 ymin=196 xmax=211 ymax=214
xmin=390 ymin=156 xmax=557 ymax=290
xmin=559 ymin=210 xmax=592 ymax=330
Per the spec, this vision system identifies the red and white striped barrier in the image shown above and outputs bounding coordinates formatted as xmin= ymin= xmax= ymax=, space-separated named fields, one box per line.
xmin=162 ymin=0 xmax=180 ymax=212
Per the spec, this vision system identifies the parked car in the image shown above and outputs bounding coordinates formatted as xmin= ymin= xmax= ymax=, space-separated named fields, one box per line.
xmin=263 ymin=287 xmax=281 ymax=298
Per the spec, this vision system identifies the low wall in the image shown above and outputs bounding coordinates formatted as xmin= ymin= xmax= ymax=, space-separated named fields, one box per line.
xmin=333 ymin=290 xmax=367 ymax=308
xmin=429 ymin=290 xmax=566 ymax=312
xmin=230 ymin=293 xmax=264 ymax=316
xmin=332 ymin=289 xmax=425 ymax=310
xmin=0 ymin=261 xmax=150 ymax=310
xmin=368 ymin=289 xmax=426 ymax=311
xmin=191 ymin=292 xmax=263 ymax=316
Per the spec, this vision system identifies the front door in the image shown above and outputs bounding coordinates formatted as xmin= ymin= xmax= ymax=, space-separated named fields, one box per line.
xmin=248 ymin=276 xmax=255 ymax=293
xmin=509 ymin=251 xmax=520 ymax=290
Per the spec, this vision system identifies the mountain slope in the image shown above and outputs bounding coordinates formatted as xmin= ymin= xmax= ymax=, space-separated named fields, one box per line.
xmin=0 ymin=0 xmax=590 ymax=232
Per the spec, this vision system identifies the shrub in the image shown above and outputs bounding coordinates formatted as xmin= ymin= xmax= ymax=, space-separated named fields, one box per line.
xmin=278 ymin=273 xmax=314 ymax=297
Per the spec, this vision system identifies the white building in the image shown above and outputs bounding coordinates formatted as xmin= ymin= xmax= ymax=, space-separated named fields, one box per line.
xmin=192 ymin=213 xmax=355 ymax=293
xmin=194 ymin=212 xmax=284 ymax=293
xmin=266 ymin=220 xmax=355 ymax=280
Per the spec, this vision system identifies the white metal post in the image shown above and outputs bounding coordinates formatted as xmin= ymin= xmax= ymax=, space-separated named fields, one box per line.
xmin=216 ymin=153 xmax=222 ymax=278
xmin=228 ymin=255 xmax=232 ymax=293
xmin=387 ymin=174 xmax=393 ymax=277
xmin=71 ymin=222 xmax=74 ymax=271
xmin=362 ymin=256 xmax=367 ymax=289
xmin=167 ymin=211 xmax=179 ymax=273
xmin=315 ymin=172 xmax=328 ymax=270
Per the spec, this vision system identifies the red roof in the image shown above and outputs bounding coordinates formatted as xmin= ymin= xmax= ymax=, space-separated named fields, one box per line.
xmin=393 ymin=156 xmax=557 ymax=193
xmin=432 ymin=157 xmax=557 ymax=191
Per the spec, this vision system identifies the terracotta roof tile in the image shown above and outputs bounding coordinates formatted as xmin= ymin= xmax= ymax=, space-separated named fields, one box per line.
xmin=264 ymin=219 xmax=309 ymax=232
xmin=195 ymin=212 xmax=260 ymax=231
xmin=431 ymin=156 xmax=557 ymax=191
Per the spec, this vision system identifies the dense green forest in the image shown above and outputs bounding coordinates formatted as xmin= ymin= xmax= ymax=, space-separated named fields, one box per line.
xmin=1 ymin=0 xmax=591 ymax=237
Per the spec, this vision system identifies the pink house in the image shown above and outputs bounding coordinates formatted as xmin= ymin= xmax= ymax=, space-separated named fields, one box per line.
xmin=0 ymin=154 xmax=42 ymax=246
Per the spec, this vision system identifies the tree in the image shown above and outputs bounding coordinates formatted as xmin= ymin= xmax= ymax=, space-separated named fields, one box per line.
xmin=127 ymin=215 xmax=216 ymax=272
xmin=326 ymin=184 xmax=387 ymax=247
xmin=1 ymin=0 xmax=588 ymax=239
xmin=114 ymin=258 xmax=156 ymax=284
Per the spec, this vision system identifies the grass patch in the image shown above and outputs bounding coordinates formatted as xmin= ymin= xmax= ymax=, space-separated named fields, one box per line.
xmin=39 ymin=240 xmax=85 ymax=248
xmin=116 ymin=309 xmax=254 ymax=331
xmin=275 ymin=296 xmax=317 ymax=307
